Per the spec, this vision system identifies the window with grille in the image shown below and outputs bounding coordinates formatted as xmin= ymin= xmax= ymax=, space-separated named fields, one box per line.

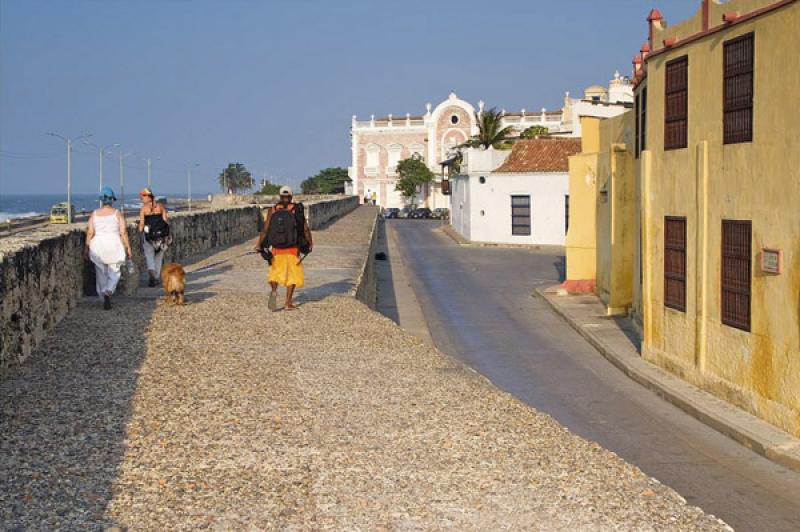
xmin=721 ymin=220 xmax=751 ymax=331
xmin=641 ymin=87 xmax=648 ymax=152
xmin=664 ymin=217 xmax=687 ymax=311
xmin=724 ymin=33 xmax=754 ymax=144
xmin=664 ymin=56 xmax=688 ymax=150
xmin=511 ymin=195 xmax=531 ymax=236
xmin=635 ymin=94 xmax=640 ymax=158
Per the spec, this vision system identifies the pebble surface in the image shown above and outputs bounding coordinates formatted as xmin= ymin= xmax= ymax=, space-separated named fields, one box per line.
xmin=0 ymin=208 xmax=730 ymax=530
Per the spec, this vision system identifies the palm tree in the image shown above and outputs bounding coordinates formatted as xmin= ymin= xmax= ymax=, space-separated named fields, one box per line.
xmin=461 ymin=107 xmax=515 ymax=149
xmin=218 ymin=163 xmax=254 ymax=194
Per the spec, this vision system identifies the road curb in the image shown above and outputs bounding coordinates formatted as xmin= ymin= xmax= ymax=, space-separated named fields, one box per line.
xmin=533 ymin=286 xmax=800 ymax=474
xmin=439 ymin=224 xmax=565 ymax=252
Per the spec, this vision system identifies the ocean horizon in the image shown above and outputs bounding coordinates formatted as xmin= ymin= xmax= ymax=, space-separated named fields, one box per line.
xmin=0 ymin=192 xmax=214 ymax=222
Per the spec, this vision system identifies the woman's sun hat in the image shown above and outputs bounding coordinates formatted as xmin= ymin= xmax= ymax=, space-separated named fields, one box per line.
xmin=99 ymin=186 xmax=117 ymax=202
xmin=139 ymin=187 xmax=154 ymax=198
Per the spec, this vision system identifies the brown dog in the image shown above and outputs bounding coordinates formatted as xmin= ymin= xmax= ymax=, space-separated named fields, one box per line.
xmin=160 ymin=263 xmax=186 ymax=305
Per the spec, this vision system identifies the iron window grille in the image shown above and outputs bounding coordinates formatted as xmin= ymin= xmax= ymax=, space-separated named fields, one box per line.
xmin=641 ymin=87 xmax=648 ymax=153
xmin=511 ymin=195 xmax=531 ymax=236
xmin=635 ymin=94 xmax=641 ymax=158
xmin=724 ymin=33 xmax=754 ymax=144
xmin=721 ymin=220 xmax=752 ymax=331
xmin=664 ymin=56 xmax=689 ymax=150
xmin=664 ymin=216 xmax=687 ymax=311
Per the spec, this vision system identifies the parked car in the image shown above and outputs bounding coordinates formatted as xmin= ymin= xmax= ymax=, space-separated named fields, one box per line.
xmin=432 ymin=208 xmax=450 ymax=220
xmin=398 ymin=207 xmax=413 ymax=219
xmin=384 ymin=207 xmax=400 ymax=219
xmin=411 ymin=207 xmax=432 ymax=219
xmin=49 ymin=202 xmax=75 ymax=224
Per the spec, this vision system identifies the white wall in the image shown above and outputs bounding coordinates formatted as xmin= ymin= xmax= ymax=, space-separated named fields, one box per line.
xmin=459 ymin=172 xmax=569 ymax=246
xmin=451 ymin=174 xmax=471 ymax=240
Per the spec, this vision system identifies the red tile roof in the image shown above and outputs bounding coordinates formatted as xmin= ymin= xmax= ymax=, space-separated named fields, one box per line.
xmin=494 ymin=138 xmax=582 ymax=173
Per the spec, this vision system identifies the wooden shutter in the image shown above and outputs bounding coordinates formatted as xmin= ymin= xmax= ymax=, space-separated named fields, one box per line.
xmin=664 ymin=56 xmax=688 ymax=150
xmin=721 ymin=220 xmax=751 ymax=331
xmin=664 ymin=217 xmax=687 ymax=311
xmin=724 ymin=33 xmax=754 ymax=144
xmin=511 ymin=195 xmax=531 ymax=236
xmin=635 ymin=93 xmax=641 ymax=158
xmin=641 ymin=87 xmax=648 ymax=152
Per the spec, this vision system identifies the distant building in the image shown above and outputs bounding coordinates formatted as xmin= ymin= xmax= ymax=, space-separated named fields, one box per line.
xmin=348 ymin=74 xmax=633 ymax=209
xmin=450 ymin=138 xmax=581 ymax=246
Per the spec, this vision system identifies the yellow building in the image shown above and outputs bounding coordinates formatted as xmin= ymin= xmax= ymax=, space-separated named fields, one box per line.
xmin=565 ymin=112 xmax=636 ymax=316
xmin=564 ymin=118 xmax=601 ymax=293
xmin=634 ymin=0 xmax=800 ymax=436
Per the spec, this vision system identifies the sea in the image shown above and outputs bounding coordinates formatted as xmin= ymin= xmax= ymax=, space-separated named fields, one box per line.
xmin=0 ymin=193 xmax=210 ymax=222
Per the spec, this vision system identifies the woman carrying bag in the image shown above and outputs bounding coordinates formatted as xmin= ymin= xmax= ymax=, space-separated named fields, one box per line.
xmin=137 ymin=187 xmax=170 ymax=287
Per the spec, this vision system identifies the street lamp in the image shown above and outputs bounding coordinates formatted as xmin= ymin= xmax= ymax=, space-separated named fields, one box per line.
xmin=187 ymin=163 xmax=200 ymax=211
xmin=84 ymin=141 xmax=120 ymax=194
xmin=144 ymin=156 xmax=160 ymax=189
xmin=117 ymin=147 xmax=134 ymax=217
xmin=47 ymin=131 xmax=92 ymax=224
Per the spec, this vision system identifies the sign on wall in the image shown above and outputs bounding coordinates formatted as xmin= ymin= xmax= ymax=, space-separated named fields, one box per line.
xmin=760 ymin=248 xmax=782 ymax=274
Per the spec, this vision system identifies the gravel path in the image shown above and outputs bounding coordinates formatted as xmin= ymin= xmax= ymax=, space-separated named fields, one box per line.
xmin=0 ymin=207 xmax=729 ymax=530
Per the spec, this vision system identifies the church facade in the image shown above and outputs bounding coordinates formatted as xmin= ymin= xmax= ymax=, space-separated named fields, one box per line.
xmin=349 ymin=74 xmax=632 ymax=209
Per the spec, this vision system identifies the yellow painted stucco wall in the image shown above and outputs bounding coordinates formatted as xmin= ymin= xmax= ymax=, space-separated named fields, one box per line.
xmin=641 ymin=1 xmax=800 ymax=436
xmin=595 ymin=111 xmax=636 ymax=314
xmin=565 ymin=118 xmax=601 ymax=282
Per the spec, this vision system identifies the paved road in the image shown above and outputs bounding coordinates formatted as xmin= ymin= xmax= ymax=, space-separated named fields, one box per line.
xmin=386 ymin=220 xmax=800 ymax=532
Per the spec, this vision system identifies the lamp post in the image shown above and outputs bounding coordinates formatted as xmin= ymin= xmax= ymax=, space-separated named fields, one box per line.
xmin=118 ymin=148 xmax=134 ymax=217
xmin=47 ymin=132 xmax=92 ymax=224
xmin=187 ymin=163 xmax=200 ymax=211
xmin=145 ymin=156 xmax=160 ymax=188
xmin=84 ymin=141 xmax=120 ymax=194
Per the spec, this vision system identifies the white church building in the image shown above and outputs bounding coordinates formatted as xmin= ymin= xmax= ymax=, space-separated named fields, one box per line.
xmin=348 ymin=72 xmax=633 ymax=210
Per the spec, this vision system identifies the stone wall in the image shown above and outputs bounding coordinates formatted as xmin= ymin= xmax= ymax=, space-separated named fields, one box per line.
xmin=0 ymin=196 xmax=360 ymax=376
xmin=305 ymin=196 xmax=360 ymax=230
xmin=210 ymin=193 xmax=351 ymax=210
xmin=351 ymin=210 xmax=379 ymax=309
xmin=0 ymin=206 xmax=261 ymax=375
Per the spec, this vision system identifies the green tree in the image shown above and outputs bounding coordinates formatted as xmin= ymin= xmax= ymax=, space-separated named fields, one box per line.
xmin=218 ymin=163 xmax=254 ymax=194
xmin=256 ymin=179 xmax=282 ymax=195
xmin=521 ymin=125 xmax=550 ymax=139
xmin=395 ymin=155 xmax=434 ymax=198
xmin=461 ymin=107 xmax=515 ymax=149
xmin=300 ymin=167 xmax=351 ymax=194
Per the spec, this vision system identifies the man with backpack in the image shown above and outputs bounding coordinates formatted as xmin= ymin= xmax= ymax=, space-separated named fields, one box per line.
xmin=254 ymin=186 xmax=313 ymax=311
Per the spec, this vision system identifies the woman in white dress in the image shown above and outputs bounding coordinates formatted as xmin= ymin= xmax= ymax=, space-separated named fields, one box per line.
xmin=85 ymin=187 xmax=132 ymax=309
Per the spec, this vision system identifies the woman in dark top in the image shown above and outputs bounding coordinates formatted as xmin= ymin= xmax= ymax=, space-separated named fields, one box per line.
xmin=137 ymin=187 xmax=170 ymax=287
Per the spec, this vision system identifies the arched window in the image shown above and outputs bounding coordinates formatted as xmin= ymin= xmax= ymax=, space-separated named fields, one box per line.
xmin=365 ymin=144 xmax=379 ymax=176
xmin=409 ymin=143 xmax=425 ymax=161
xmin=387 ymin=144 xmax=403 ymax=176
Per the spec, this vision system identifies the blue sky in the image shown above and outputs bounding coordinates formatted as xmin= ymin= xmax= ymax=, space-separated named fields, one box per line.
xmin=0 ymin=0 xmax=700 ymax=196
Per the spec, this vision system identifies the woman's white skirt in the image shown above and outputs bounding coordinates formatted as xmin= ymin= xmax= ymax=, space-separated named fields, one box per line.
xmin=89 ymin=234 xmax=126 ymax=297
xmin=89 ymin=233 xmax=126 ymax=269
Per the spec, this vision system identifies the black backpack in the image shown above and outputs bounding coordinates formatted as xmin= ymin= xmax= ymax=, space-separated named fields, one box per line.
xmin=267 ymin=204 xmax=304 ymax=249
xmin=144 ymin=215 xmax=170 ymax=242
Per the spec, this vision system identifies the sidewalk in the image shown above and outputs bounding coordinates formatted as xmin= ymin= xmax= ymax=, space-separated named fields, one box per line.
xmin=535 ymin=285 xmax=800 ymax=474
xmin=0 ymin=208 xmax=727 ymax=529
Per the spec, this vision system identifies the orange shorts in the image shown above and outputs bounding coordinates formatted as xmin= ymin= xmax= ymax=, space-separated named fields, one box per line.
xmin=268 ymin=253 xmax=304 ymax=287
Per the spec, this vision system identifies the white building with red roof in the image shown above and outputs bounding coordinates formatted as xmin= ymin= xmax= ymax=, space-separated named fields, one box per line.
xmin=349 ymin=74 xmax=633 ymax=210
xmin=450 ymin=138 xmax=582 ymax=246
